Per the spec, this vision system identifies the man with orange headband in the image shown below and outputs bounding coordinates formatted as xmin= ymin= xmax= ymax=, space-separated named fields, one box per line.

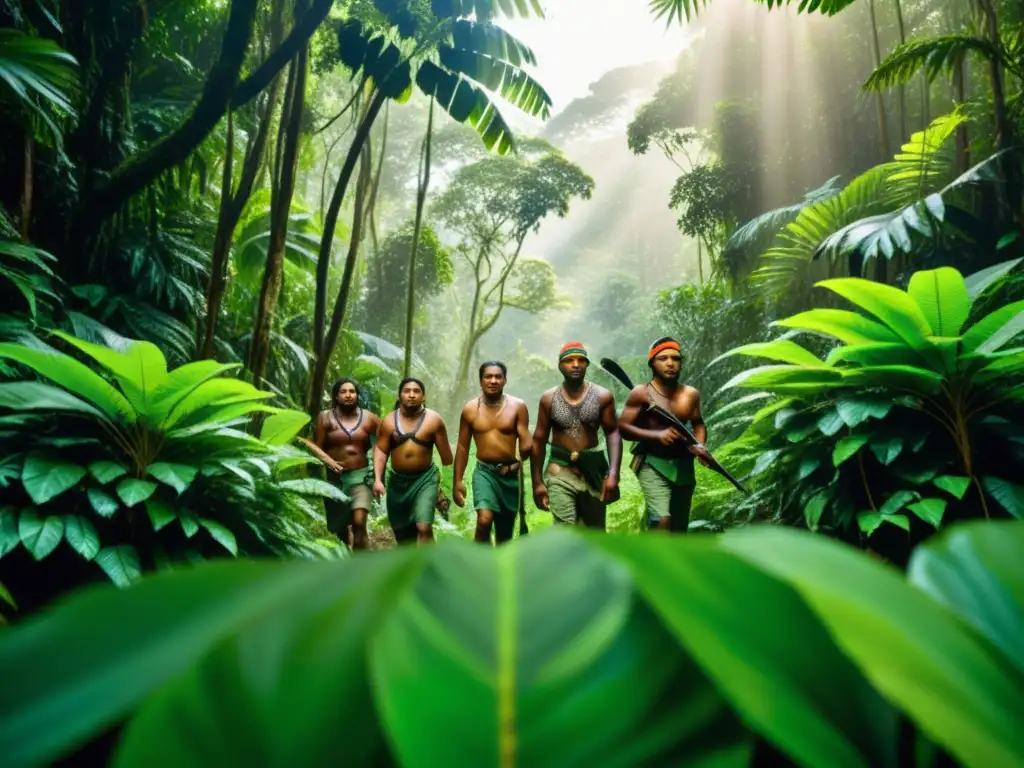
xmin=531 ymin=341 xmax=622 ymax=528
xmin=617 ymin=335 xmax=711 ymax=532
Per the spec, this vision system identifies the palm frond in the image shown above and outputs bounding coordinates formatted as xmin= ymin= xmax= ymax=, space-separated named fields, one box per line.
xmin=436 ymin=45 xmax=552 ymax=119
xmin=649 ymin=0 xmax=858 ymax=25
xmin=863 ymin=35 xmax=1000 ymax=91
xmin=417 ymin=60 xmax=516 ymax=154
xmin=884 ymin=109 xmax=967 ymax=206
xmin=814 ymin=151 xmax=1012 ymax=266
xmin=450 ymin=20 xmax=538 ymax=68
xmin=431 ymin=0 xmax=545 ymax=22
xmin=722 ymin=175 xmax=842 ymax=278
xmin=750 ymin=167 xmax=891 ymax=293
xmin=0 ymin=29 xmax=78 ymax=113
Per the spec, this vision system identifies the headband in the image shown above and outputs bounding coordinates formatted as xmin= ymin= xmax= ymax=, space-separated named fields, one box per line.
xmin=559 ymin=341 xmax=589 ymax=362
xmin=648 ymin=339 xmax=681 ymax=362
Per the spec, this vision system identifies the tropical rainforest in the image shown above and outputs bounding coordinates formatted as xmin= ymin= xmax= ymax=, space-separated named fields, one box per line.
xmin=0 ymin=0 xmax=1022 ymax=765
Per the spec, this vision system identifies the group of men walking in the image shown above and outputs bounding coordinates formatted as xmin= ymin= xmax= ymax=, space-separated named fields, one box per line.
xmin=304 ymin=337 xmax=711 ymax=549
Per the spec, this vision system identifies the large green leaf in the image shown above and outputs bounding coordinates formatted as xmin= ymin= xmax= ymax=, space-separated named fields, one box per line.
xmin=981 ymin=476 xmax=1024 ymax=519
xmin=145 ymin=462 xmax=198 ymax=495
xmin=825 ymin=342 xmax=927 ymax=368
xmin=0 ymin=342 xmax=135 ymax=423
xmin=0 ymin=381 xmax=105 ymax=419
xmin=259 ymin=410 xmax=311 ymax=446
xmin=962 ymin=301 xmax=1024 ymax=354
xmin=909 ymin=522 xmax=1024 ymax=677
xmin=149 ymin=361 xmax=241 ymax=426
xmin=86 ymin=488 xmax=120 ymax=518
xmin=111 ymin=555 xmax=418 ymax=767
xmin=279 ymin=478 xmax=349 ymax=502
xmin=199 ymin=519 xmax=237 ymax=556
xmin=88 ymin=460 xmax=128 ymax=484
xmin=0 ymin=507 xmax=19 ymax=557
xmin=772 ymin=309 xmax=901 ymax=345
xmin=54 ymin=333 xmax=168 ymax=416
xmin=838 ymin=365 xmax=945 ymax=396
xmin=116 ymin=479 xmax=158 ymax=508
xmin=593 ymin=534 xmax=896 ymax=767
xmin=63 ymin=515 xmax=100 ymax=561
xmin=816 ymin=278 xmax=933 ymax=346
xmin=964 ymin=257 xmax=1021 ymax=300
xmin=975 ymin=310 xmax=1024 ymax=355
xmin=95 ymin=545 xmax=142 ymax=587
xmin=0 ymin=559 xmax=369 ymax=765
xmin=21 ymin=451 xmax=87 ymax=505
xmin=162 ymin=378 xmax=272 ymax=430
xmin=374 ymin=533 xmax=749 ymax=766
xmin=711 ymin=339 xmax=826 ymax=368
xmin=907 ymin=267 xmax=970 ymax=337
xmin=723 ymin=527 xmax=1024 ymax=768
xmin=719 ymin=364 xmax=845 ymax=394
xmin=17 ymin=509 xmax=64 ymax=560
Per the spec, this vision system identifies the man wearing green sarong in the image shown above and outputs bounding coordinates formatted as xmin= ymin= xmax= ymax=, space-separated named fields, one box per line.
xmin=373 ymin=377 xmax=453 ymax=545
xmin=618 ymin=336 xmax=712 ymax=532
xmin=531 ymin=342 xmax=622 ymax=529
xmin=453 ymin=361 xmax=532 ymax=545
xmin=300 ymin=377 xmax=381 ymax=550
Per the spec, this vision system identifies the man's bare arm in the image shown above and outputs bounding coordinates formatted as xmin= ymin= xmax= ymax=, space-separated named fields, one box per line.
xmin=515 ymin=400 xmax=533 ymax=462
xmin=600 ymin=390 xmax=623 ymax=479
xmin=434 ymin=417 xmax=454 ymax=466
xmin=617 ymin=386 xmax=666 ymax=443
xmin=453 ymin=406 xmax=473 ymax=487
xmin=530 ymin=392 xmax=552 ymax=489
xmin=373 ymin=420 xmax=392 ymax=486
xmin=690 ymin=390 xmax=708 ymax=445
xmin=299 ymin=414 xmax=338 ymax=466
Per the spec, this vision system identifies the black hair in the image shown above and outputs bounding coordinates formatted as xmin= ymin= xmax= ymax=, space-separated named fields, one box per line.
xmin=395 ymin=377 xmax=426 ymax=410
xmin=648 ymin=336 xmax=681 ymax=368
xmin=478 ymin=360 xmax=508 ymax=381
xmin=330 ymin=377 xmax=361 ymax=403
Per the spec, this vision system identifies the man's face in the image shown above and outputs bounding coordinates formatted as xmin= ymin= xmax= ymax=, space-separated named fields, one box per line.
xmin=336 ymin=382 xmax=359 ymax=407
xmin=399 ymin=382 xmax=424 ymax=409
xmin=652 ymin=350 xmax=682 ymax=383
xmin=480 ymin=366 xmax=506 ymax=397
xmin=559 ymin=354 xmax=588 ymax=382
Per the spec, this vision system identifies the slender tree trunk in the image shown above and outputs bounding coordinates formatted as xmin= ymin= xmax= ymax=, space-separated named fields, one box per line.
xmin=199 ymin=8 xmax=284 ymax=359
xmin=893 ymin=0 xmax=908 ymax=141
xmin=953 ymin=61 xmax=971 ymax=174
xmin=20 ymin=133 xmax=32 ymax=240
xmin=978 ymin=0 xmax=1010 ymax=151
xmin=306 ymin=140 xmax=374 ymax=415
xmin=68 ymin=0 xmax=260 ymax=246
xmin=249 ymin=32 xmax=307 ymax=387
xmin=403 ymin=98 xmax=435 ymax=379
xmin=312 ymin=86 xmax=387 ymax=357
xmin=868 ymin=0 xmax=891 ymax=159
xmin=696 ymin=238 xmax=704 ymax=284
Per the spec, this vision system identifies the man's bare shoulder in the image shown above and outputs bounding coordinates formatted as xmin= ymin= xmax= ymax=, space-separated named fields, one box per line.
xmin=506 ymin=394 xmax=528 ymax=409
xmin=538 ymin=387 xmax=557 ymax=405
xmin=460 ymin=398 xmax=479 ymax=418
xmin=625 ymin=384 xmax=649 ymax=405
xmin=592 ymin=383 xmax=615 ymax=403
xmin=378 ymin=411 xmax=396 ymax=432
xmin=425 ymin=408 xmax=447 ymax=428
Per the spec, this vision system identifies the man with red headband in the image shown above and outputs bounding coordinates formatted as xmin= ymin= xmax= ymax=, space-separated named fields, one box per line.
xmin=531 ymin=341 xmax=622 ymax=529
xmin=617 ymin=336 xmax=711 ymax=532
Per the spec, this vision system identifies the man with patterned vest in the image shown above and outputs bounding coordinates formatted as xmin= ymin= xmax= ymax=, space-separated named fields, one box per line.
xmin=530 ymin=341 xmax=622 ymax=529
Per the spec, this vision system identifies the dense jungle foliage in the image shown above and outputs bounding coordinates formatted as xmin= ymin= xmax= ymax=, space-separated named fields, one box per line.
xmin=0 ymin=0 xmax=1022 ymax=764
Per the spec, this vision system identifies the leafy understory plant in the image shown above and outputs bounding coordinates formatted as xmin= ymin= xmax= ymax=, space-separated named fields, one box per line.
xmin=711 ymin=259 xmax=1024 ymax=539
xmin=1 ymin=522 xmax=1021 ymax=766
xmin=0 ymin=332 xmax=344 ymax=592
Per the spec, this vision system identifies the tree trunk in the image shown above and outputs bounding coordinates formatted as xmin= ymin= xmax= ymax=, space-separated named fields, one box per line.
xmin=893 ymin=0 xmax=907 ymax=141
xmin=20 ymin=133 xmax=32 ymax=240
xmin=953 ymin=61 xmax=970 ymax=174
xmin=312 ymin=87 xmax=387 ymax=356
xmin=198 ymin=68 xmax=283 ymax=359
xmin=248 ymin=34 xmax=307 ymax=387
xmin=978 ymin=0 xmax=1011 ymax=151
xmin=403 ymin=98 xmax=435 ymax=379
xmin=306 ymin=139 xmax=374 ymax=415
xmin=868 ymin=0 xmax=891 ymax=159
xmin=68 ymin=0 xmax=260 ymax=246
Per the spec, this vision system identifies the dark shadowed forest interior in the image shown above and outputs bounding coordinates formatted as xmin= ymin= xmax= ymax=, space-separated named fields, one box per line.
xmin=0 ymin=0 xmax=1023 ymax=765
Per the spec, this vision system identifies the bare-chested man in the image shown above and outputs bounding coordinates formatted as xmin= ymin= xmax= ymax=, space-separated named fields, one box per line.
xmin=531 ymin=341 xmax=622 ymax=529
xmin=453 ymin=361 xmax=532 ymax=545
xmin=373 ymin=377 xmax=453 ymax=545
xmin=617 ymin=336 xmax=712 ymax=532
xmin=301 ymin=377 xmax=380 ymax=550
